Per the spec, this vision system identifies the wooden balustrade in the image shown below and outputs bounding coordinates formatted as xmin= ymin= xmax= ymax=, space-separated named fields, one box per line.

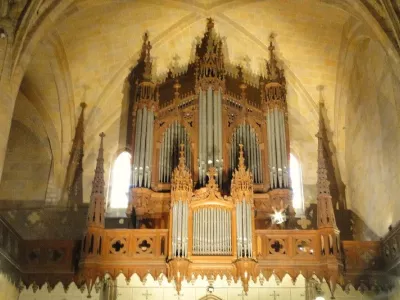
xmin=22 ymin=240 xmax=78 ymax=273
xmin=101 ymin=229 xmax=168 ymax=260
xmin=381 ymin=222 xmax=400 ymax=273
xmin=342 ymin=241 xmax=382 ymax=272
xmin=255 ymin=229 xmax=321 ymax=261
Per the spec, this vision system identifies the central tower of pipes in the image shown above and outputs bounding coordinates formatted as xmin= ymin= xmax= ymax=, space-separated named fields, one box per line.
xmin=196 ymin=18 xmax=224 ymax=187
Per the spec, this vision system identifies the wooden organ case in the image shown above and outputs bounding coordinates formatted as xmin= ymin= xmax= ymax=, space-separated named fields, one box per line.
xmin=126 ymin=18 xmax=294 ymax=232
xmin=76 ymin=18 xmax=382 ymax=298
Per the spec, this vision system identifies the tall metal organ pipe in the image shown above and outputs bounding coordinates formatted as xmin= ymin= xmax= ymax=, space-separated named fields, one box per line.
xmin=132 ymin=107 xmax=154 ymax=188
xmin=198 ymin=87 xmax=223 ymax=186
xmin=266 ymin=106 xmax=289 ymax=189
xmin=235 ymin=199 xmax=253 ymax=258
xmin=159 ymin=121 xmax=191 ymax=183
xmin=230 ymin=123 xmax=262 ymax=184
xmin=192 ymin=207 xmax=232 ymax=255
xmin=172 ymin=200 xmax=189 ymax=258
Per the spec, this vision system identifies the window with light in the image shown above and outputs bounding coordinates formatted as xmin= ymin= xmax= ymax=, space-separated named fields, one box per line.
xmin=109 ymin=152 xmax=131 ymax=209
xmin=290 ymin=153 xmax=304 ymax=211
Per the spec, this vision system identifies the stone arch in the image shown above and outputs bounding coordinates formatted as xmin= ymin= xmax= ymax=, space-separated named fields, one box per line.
xmin=0 ymin=119 xmax=52 ymax=202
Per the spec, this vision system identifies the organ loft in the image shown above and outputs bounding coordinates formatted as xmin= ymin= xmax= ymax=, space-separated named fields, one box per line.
xmin=3 ymin=17 xmax=396 ymax=300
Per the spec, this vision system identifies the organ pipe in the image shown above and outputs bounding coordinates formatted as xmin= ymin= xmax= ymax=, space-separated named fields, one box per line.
xmin=198 ymin=87 xmax=223 ymax=186
xmin=192 ymin=208 xmax=232 ymax=255
xmin=230 ymin=123 xmax=262 ymax=183
xmin=235 ymin=200 xmax=253 ymax=258
xmin=267 ymin=106 xmax=289 ymax=189
xmin=132 ymin=107 xmax=154 ymax=188
xmin=159 ymin=121 xmax=191 ymax=183
xmin=172 ymin=200 xmax=189 ymax=258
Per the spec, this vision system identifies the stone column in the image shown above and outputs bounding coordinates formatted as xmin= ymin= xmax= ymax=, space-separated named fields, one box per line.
xmin=0 ymin=34 xmax=15 ymax=182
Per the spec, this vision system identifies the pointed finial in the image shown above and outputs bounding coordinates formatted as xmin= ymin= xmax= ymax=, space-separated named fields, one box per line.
xmin=238 ymin=144 xmax=245 ymax=170
xmin=142 ymin=32 xmax=153 ymax=81
xmin=141 ymin=32 xmax=149 ymax=58
xmin=171 ymin=143 xmax=192 ymax=194
xmin=75 ymin=102 xmax=87 ymax=133
xmin=173 ymin=80 xmax=181 ymax=100
xmin=237 ymin=65 xmax=244 ymax=81
xmin=91 ymin=133 xmax=105 ymax=196
xmin=316 ymin=101 xmax=330 ymax=196
xmin=265 ymin=32 xmax=286 ymax=85
xmin=178 ymin=143 xmax=186 ymax=168
xmin=231 ymin=144 xmax=253 ymax=201
xmin=206 ymin=167 xmax=217 ymax=184
xmin=207 ymin=17 xmax=214 ymax=31
xmin=268 ymin=33 xmax=276 ymax=57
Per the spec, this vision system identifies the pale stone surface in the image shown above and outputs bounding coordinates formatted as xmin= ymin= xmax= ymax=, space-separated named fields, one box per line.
xmin=0 ymin=274 xmax=19 ymax=300
xmin=18 ymin=273 xmax=387 ymax=300
xmin=0 ymin=120 xmax=51 ymax=201
xmin=344 ymin=38 xmax=400 ymax=237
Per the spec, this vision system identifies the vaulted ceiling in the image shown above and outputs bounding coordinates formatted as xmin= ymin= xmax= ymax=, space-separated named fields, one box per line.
xmin=21 ymin=0 xmax=350 ymax=181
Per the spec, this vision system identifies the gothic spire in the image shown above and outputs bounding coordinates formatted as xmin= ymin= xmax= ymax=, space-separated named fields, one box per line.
xmin=206 ymin=17 xmax=214 ymax=32
xmin=237 ymin=144 xmax=246 ymax=171
xmin=195 ymin=18 xmax=225 ymax=88
xmin=265 ymin=34 xmax=285 ymax=86
xmin=171 ymin=144 xmax=192 ymax=196
xmin=178 ymin=143 xmax=186 ymax=169
xmin=316 ymin=101 xmax=330 ymax=196
xmin=316 ymin=101 xmax=337 ymax=229
xmin=140 ymin=32 xmax=149 ymax=60
xmin=63 ymin=102 xmax=86 ymax=206
xmin=91 ymin=132 xmax=105 ymax=196
xmin=86 ymin=133 xmax=106 ymax=228
xmin=231 ymin=144 xmax=253 ymax=202
xmin=143 ymin=33 xmax=153 ymax=81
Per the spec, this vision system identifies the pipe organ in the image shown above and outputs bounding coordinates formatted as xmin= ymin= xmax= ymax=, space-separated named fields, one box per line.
xmin=126 ymin=17 xmax=295 ymax=235
xmin=129 ymin=18 xmax=291 ymax=196
xmin=77 ymin=18 xmax=352 ymax=298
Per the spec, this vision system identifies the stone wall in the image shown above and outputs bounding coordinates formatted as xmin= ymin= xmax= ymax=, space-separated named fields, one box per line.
xmin=0 ymin=273 xmax=19 ymax=300
xmin=345 ymin=37 xmax=400 ymax=237
xmin=17 ymin=273 xmax=385 ymax=300
xmin=0 ymin=120 xmax=52 ymax=201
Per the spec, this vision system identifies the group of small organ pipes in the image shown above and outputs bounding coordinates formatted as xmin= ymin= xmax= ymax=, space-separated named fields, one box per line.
xmin=169 ymin=144 xmax=255 ymax=260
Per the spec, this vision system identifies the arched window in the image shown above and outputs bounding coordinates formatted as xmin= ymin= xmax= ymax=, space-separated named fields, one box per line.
xmin=109 ymin=152 xmax=131 ymax=209
xmin=290 ymin=153 xmax=304 ymax=212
